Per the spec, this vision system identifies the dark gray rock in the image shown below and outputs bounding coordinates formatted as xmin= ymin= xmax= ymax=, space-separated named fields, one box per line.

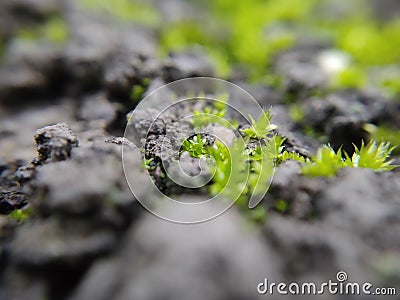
xmin=267 ymin=160 xmax=327 ymax=219
xmin=0 ymin=269 xmax=47 ymax=300
xmin=163 ymin=50 xmax=215 ymax=81
xmin=0 ymin=160 xmax=29 ymax=214
xmin=62 ymin=14 xmax=114 ymax=92
xmin=33 ymin=152 xmax=132 ymax=219
xmin=69 ymin=204 xmax=278 ymax=300
xmin=31 ymin=133 xmax=137 ymax=220
xmin=0 ymin=215 xmax=17 ymax=241
xmin=327 ymin=116 xmax=368 ymax=154
xmin=302 ymin=91 xmax=389 ymax=152
xmin=265 ymin=215 xmax=372 ymax=284
xmin=274 ymin=48 xmax=328 ymax=94
xmin=0 ymin=0 xmax=59 ymax=41
xmin=203 ymin=123 xmax=236 ymax=146
xmin=316 ymin=168 xmax=400 ymax=248
xmin=104 ymin=54 xmax=162 ymax=101
xmin=14 ymin=164 xmax=35 ymax=186
xmin=8 ymin=218 xmax=117 ymax=267
xmin=64 ymin=9 xmax=158 ymax=94
xmin=34 ymin=122 xmax=78 ymax=164
xmin=78 ymin=93 xmax=117 ymax=128
xmin=0 ymin=199 xmax=14 ymax=214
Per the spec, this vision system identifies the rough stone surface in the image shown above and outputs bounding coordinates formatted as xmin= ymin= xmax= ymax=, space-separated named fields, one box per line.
xmin=34 ymin=123 xmax=78 ymax=164
xmin=163 ymin=50 xmax=215 ymax=81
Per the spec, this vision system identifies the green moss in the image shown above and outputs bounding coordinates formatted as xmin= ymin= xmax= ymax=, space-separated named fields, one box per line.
xmin=242 ymin=109 xmax=277 ymax=139
xmin=156 ymin=0 xmax=399 ymax=94
xmin=289 ymin=104 xmax=304 ymax=123
xmin=144 ymin=157 xmax=155 ymax=171
xmin=16 ymin=16 xmax=68 ymax=44
xmin=263 ymin=74 xmax=283 ymax=89
xmin=275 ymin=199 xmax=289 ymax=213
xmin=331 ymin=66 xmax=366 ymax=89
xmin=179 ymin=108 xmax=278 ymax=220
xmin=9 ymin=208 xmax=32 ymax=223
xmin=322 ymin=13 xmax=400 ymax=92
xmin=346 ymin=140 xmax=396 ymax=171
xmin=302 ymin=141 xmax=396 ymax=177
xmin=302 ymin=145 xmax=346 ymax=177
xmin=159 ymin=0 xmax=318 ymax=81
xmin=206 ymin=48 xmax=232 ymax=78
xmin=211 ymin=0 xmax=318 ymax=80
xmin=364 ymin=124 xmax=400 ymax=149
xmin=79 ymin=0 xmax=160 ymax=26
xmin=379 ymin=75 xmax=400 ymax=97
xmin=130 ymin=78 xmax=151 ymax=103
xmin=279 ymin=150 xmax=306 ymax=163
xmin=337 ymin=20 xmax=400 ymax=66
xmin=181 ymin=134 xmax=209 ymax=158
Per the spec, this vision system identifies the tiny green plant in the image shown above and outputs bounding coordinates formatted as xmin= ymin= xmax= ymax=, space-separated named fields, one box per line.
xmin=9 ymin=208 xmax=32 ymax=223
xmin=242 ymin=109 xmax=277 ymax=139
xmin=191 ymin=93 xmax=229 ymax=128
xmin=16 ymin=16 xmax=68 ymax=44
xmin=153 ymin=92 xmax=398 ymax=223
xmin=279 ymin=150 xmax=307 ymax=164
xmin=302 ymin=141 xmax=397 ymax=177
xmin=144 ymin=157 xmax=155 ymax=171
xmin=302 ymin=145 xmax=346 ymax=177
xmin=364 ymin=124 xmax=400 ymax=154
xmin=181 ymin=134 xmax=209 ymax=158
xmin=79 ymin=0 xmax=160 ymax=27
xmin=130 ymin=78 xmax=151 ymax=103
xmin=345 ymin=141 xmax=396 ymax=172
xmin=275 ymin=199 xmax=289 ymax=214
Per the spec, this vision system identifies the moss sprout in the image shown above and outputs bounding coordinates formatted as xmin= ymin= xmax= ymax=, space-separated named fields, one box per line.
xmin=302 ymin=141 xmax=396 ymax=177
xmin=9 ymin=208 xmax=32 ymax=223
xmin=16 ymin=16 xmax=68 ymax=44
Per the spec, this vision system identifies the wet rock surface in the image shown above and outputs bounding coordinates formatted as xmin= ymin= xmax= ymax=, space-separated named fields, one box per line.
xmin=0 ymin=0 xmax=400 ymax=300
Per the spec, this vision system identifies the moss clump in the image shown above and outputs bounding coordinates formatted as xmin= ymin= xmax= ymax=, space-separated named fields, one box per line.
xmin=9 ymin=208 xmax=32 ymax=223
xmin=191 ymin=93 xmax=229 ymax=128
xmin=16 ymin=16 xmax=68 ymax=44
xmin=159 ymin=0 xmax=318 ymax=81
xmin=79 ymin=0 xmax=160 ymax=27
xmin=337 ymin=20 xmax=400 ymax=66
xmin=289 ymin=104 xmax=304 ymax=123
xmin=364 ymin=124 xmax=400 ymax=156
xmin=302 ymin=141 xmax=396 ymax=177
xmin=379 ymin=75 xmax=400 ymax=97
xmin=275 ymin=199 xmax=289 ymax=214
xmin=130 ymin=78 xmax=151 ymax=103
